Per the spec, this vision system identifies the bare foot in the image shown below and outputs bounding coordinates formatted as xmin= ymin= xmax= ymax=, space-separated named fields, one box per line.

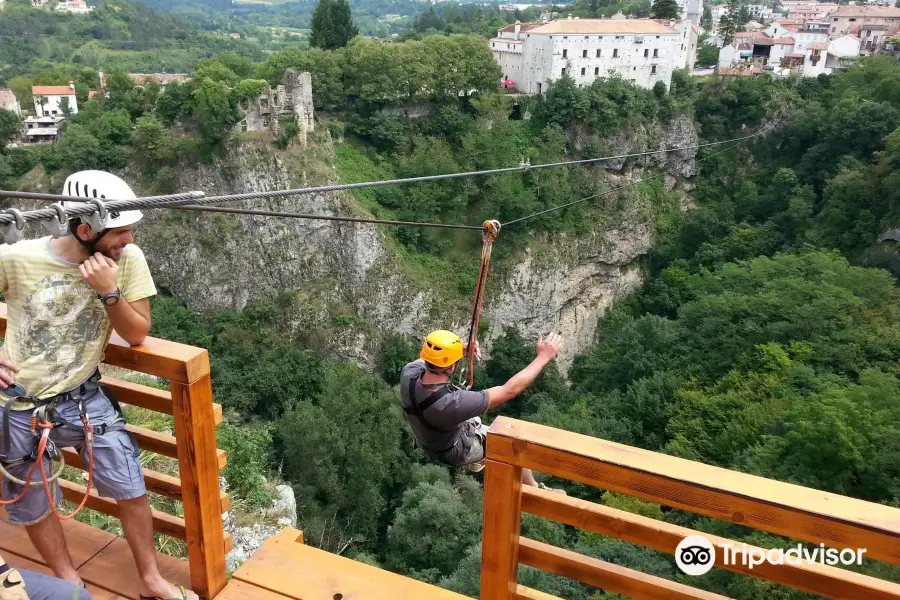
xmin=139 ymin=578 xmax=199 ymax=600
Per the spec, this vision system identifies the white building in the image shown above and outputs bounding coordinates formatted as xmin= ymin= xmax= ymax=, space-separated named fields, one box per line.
xmin=792 ymin=21 xmax=830 ymax=55
xmin=490 ymin=21 xmax=543 ymax=87
xmin=747 ymin=4 xmax=775 ymax=22
xmin=675 ymin=0 xmax=703 ymax=25
xmin=31 ymin=84 xmax=78 ymax=118
xmin=0 ymin=89 xmax=20 ymax=117
xmin=493 ymin=17 xmax=683 ymax=94
xmin=711 ymin=4 xmax=728 ymax=26
xmin=802 ymin=35 xmax=861 ymax=75
xmin=56 ymin=0 xmax=93 ymax=12
xmin=764 ymin=20 xmax=801 ymax=38
xmin=718 ymin=34 xmax=796 ymax=68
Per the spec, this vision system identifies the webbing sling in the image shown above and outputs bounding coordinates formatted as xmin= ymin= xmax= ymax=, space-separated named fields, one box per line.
xmin=403 ymin=375 xmax=454 ymax=433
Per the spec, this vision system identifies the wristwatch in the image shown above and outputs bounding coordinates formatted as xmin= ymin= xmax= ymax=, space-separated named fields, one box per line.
xmin=98 ymin=289 xmax=121 ymax=306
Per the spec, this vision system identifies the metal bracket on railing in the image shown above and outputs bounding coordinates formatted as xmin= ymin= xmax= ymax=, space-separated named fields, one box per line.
xmin=1 ymin=208 xmax=26 ymax=245
xmin=43 ymin=203 xmax=69 ymax=238
xmin=84 ymin=199 xmax=108 ymax=233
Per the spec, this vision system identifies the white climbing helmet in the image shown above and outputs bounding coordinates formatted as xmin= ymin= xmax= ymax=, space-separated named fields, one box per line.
xmin=61 ymin=170 xmax=144 ymax=230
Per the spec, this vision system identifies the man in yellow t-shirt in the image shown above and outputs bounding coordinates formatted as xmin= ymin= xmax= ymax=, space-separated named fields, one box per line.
xmin=0 ymin=171 xmax=197 ymax=600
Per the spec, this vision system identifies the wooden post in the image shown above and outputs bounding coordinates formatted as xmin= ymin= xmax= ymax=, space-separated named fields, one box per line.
xmin=480 ymin=460 xmax=523 ymax=600
xmin=171 ymin=371 xmax=228 ymax=600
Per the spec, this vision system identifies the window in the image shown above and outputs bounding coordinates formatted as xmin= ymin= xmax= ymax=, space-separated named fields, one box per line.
xmin=492 ymin=42 xmax=495 ymax=47
xmin=596 ymin=49 xmax=601 ymax=57
xmin=656 ymin=35 xmax=660 ymax=38
xmin=508 ymin=44 xmax=511 ymax=49
xmin=563 ymin=35 xmax=568 ymax=38
xmin=583 ymin=49 xmax=588 ymax=57
xmin=832 ymin=26 xmax=836 ymax=32
xmin=653 ymin=48 xmax=659 ymax=57
xmin=563 ymin=49 xmax=568 ymax=57
xmin=644 ymin=48 xmax=649 ymax=57
xmin=595 ymin=67 xmax=599 ymax=74
xmin=613 ymin=49 xmax=619 ymax=57
xmin=537 ymin=82 xmax=542 ymax=93
xmin=581 ymin=67 xmax=586 ymax=75
xmin=651 ymin=65 xmax=657 ymax=74
xmin=633 ymin=66 xmax=637 ymax=70
xmin=584 ymin=35 xmax=589 ymax=39
xmin=561 ymin=67 xmax=566 ymax=75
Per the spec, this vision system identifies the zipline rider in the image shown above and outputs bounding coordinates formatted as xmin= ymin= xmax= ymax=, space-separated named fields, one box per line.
xmin=400 ymin=329 xmax=566 ymax=492
xmin=0 ymin=171 xmax=197 ymax=600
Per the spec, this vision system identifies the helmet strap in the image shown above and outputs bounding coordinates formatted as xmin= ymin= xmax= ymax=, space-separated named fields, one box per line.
xmin=73 ymin=224 xmax=108 ymax=256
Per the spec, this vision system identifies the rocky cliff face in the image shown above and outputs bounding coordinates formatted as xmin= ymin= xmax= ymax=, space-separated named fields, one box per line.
xmin=133 ymin=116 xmax=697 ymax=372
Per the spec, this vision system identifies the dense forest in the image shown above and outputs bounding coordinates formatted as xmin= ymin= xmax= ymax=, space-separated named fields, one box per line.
xmin=1 ymin=4 xmax=900 ymax=595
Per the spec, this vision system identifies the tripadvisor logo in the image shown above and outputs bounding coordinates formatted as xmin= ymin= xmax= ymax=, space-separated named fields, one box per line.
xmin=675 ymin=535 xmax=867 ymax=576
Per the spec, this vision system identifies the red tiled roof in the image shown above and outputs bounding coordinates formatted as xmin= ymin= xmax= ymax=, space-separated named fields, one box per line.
xmin=497 ymin=22 xmax=542 ymax=33
xmin=32 ymin=86 xmax=75 ymax=96
xmin=830 ymin=6 xmax=900 ymax=18
xmin=784 ymin=52 xmax=804 ymax=57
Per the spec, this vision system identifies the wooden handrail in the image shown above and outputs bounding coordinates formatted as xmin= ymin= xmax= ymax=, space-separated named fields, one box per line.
xmin=0 ymin=303 xmax=229 ymax=600
xmin=480 ymin=417 xmax=900 ymax=600
xmin=522 ymin=486 xmax=900 ymax=600
xmin=519 ymin=538 xmax=733 ymax=600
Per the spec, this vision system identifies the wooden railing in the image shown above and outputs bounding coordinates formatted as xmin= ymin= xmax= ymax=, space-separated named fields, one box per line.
xmin=0 ymin=304 xmax=230 ymax=600
xmin=480 ymin=416 xmax=900 ymax=600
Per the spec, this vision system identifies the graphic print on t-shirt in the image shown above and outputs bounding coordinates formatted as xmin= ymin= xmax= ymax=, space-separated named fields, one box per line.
xmin=16 ymin=273 xmax=105 ymax=380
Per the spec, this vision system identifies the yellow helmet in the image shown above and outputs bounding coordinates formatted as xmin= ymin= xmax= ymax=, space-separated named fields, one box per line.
xmin=420 ymin=330 xmax=464 ymax=368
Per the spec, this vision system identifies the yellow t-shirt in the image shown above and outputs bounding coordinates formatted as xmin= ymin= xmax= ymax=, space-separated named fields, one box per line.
xmin=0 ymin=237 xmax=157 ymax=408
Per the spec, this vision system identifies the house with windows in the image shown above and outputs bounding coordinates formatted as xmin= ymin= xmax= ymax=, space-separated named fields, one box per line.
xmin=802 ymin=35 xmax=861 ymax=76
xmin=827 ymin=5 xmax=900 ymax=38
xmin=489 ymin=16 xmax=682 ymax=94
xmin=31 ymin=84 xmax=77 ymax=118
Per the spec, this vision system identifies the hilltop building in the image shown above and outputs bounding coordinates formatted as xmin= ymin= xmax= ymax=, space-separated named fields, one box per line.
xmin=235 ymin=69 xmax=315 ymax=145
xmin=490 ymin=17 xmax=685 ymax=93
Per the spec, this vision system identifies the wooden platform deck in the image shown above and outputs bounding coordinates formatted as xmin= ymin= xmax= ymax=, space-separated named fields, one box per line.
xmin=0 ymin=509 xmax=190 ymax=600
xmin=222 ymin=527 xmax=471 ymax=600
xmin=0 ymin=514 xmax=471 ymax=600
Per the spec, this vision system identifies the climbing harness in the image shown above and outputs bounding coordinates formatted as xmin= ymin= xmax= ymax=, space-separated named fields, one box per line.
xmin=457 ymin=220 xmax=501 ymax=390
xmin=0 ymin=372 xmax=126 ymax=520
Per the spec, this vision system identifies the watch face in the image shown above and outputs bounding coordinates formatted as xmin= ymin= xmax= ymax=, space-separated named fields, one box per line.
xmin=104 ymin=295 xmax=120 ymax=306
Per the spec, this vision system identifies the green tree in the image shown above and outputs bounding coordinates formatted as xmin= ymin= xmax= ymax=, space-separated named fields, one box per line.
xmin=309 ymin=0 xmax=359 ymax=50
xmin=718 ymin=0 xmax=744 ymax=45
xmin=132 ymin=116 xmax=170 ymax=164
xmin=0 ymin=109 xmax=21 ymax=148
xmin=384 ymin=466 xmax=483 ymax=583
xmin=701 ymin=5 xmax=713 ymax=30
xmin=651 ymin=0 xmax=680 ymax=19
xmin=276 ymin=363 xmax=405 ymax=553
xmin=192 ymin=78 xmax=238 ymax=145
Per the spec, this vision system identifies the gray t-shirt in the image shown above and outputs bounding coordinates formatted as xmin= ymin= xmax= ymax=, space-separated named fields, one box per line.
xmin=399 ymin=361 xmax=489 ymax=465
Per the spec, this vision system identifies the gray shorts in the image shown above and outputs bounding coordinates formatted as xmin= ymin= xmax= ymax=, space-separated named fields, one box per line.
xmin=459 ymin=419 xmax=489 ymax=466
xmin=19 ymin=569 xmax=93 ymax=599
xmin=1 ymin=387 xmax=146 ymax=525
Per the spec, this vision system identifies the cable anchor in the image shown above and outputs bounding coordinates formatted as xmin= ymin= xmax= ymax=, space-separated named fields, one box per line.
xmin=1 ymin=209 xmax=26 ymax=245
xmin=43 ymin=203 xmax=69 ymax=238
xmin=83 ymin=199 xmax=108 ymax=233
